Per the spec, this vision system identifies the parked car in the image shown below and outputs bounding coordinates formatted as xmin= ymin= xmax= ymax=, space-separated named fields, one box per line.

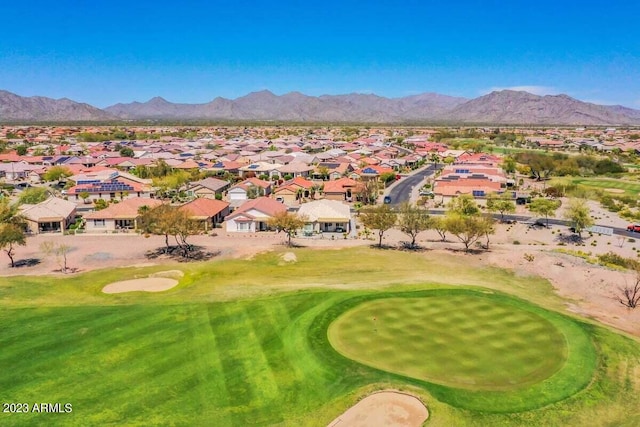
xmin=627 ymin=224 xmax=640 ymax=232
xmin=383 ymin=196 xmax=392 ymax=204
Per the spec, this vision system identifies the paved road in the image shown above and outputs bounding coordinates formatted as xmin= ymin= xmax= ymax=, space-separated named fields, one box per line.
xmin=386 ymin=165 xmax=437 ymax=205
xmin=427 ymin=210 xmax=637 ymax=238
xmin=384 ymin=165 xmax=638 ymax=238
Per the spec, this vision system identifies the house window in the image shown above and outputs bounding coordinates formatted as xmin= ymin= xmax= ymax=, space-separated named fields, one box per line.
xmin=93 ymin=219 xmax=106 ymax=227
xmin=238 ymin=222 xmax=249 ymax=231
xmin=472 ymin=190 xmax=485 ymax=197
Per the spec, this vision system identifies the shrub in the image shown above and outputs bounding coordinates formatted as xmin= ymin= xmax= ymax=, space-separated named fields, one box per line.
xmin=597 ymin=251 xmax=638 ymax=269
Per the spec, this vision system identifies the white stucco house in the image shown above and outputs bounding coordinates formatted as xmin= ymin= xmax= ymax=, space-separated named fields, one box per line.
xmin=296 ymin=199 xmax=352 ymax=235
xmin=225 ymin=197 xmax=286 ymax=232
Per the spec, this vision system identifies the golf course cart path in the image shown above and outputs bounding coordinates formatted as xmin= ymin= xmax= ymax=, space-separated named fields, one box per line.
xmin=328 ymin=391 xmax=428 ymax=427
xmin=102 ymin=277 xmax=178 ymax=294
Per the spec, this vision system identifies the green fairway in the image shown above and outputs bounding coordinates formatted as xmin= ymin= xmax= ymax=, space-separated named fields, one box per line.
xmin=1 ymin=248 xmax=640 ymax=426
xmin=573 ymin=177 xmax=640 ymax=195
xmin=329 ymin=294 xmax=567 ymax=390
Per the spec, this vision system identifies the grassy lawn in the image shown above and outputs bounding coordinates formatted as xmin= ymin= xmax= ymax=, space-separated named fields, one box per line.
xmin=329 ymin=293 xmax=571 ymax=390
xmin=572 ymin=177 xmax=640 ymax=196
xmin=1 ymin=248 xmax=639 ymax=426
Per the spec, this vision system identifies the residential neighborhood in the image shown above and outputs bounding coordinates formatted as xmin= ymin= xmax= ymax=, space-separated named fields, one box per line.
xmin=2 ymin=124 xmax=640 ymax=242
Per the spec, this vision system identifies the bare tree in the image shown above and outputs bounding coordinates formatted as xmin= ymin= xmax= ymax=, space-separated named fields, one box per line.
xmin=617 ymin=271 xmax=640 ymax=309
xmin=40 ymin=241 xmax=72 ymax=273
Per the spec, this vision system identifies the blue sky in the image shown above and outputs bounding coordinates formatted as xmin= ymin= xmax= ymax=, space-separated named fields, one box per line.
xmin=1 ymin=0 xmax=638 ymax=108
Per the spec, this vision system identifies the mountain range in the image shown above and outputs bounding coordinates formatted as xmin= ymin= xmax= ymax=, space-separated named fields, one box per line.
xmin=1 ymin=89 xmax=640 ymax=125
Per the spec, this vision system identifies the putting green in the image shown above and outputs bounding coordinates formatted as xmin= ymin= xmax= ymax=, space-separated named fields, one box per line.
xmin=328 ymin=293 xmax=567 ymax=390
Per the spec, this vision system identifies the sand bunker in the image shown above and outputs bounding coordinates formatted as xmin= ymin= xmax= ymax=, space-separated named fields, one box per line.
xmin=328 ymin=391 xmax=428 ymax=427
xmin=604 ymin=188 xmax=625 ymax=193
xmin=280 ymin=252 xmax=297 ymax=263
xmin=102 ymin=278 xmax=178 ymax=294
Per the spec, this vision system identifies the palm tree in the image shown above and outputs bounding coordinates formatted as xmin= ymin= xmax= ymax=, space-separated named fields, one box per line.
xmin=430 ymin=153 xmax=440 ymax=169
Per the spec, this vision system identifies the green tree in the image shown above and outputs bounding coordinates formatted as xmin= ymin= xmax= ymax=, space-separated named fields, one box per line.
xmin=564 ymin=198 xmax=593 ymax=236
xmin=430 ymin=153 xmax=440 ymax=168
xmin=359 ymin=204 xmax=397 ymax=248
xmin=18 ymin=187 xmax=49 ymax=205
xmin=246 ymin=185 xmax=265 ymax=199
xmin=486 ymin=192 xmax=516 ymax=221
xmin=528 ymin=198 xmax=561 ymax=227
xmin=152 ymin=171 xmax=189 ymax=200
xmin=119 ymin=147 xmax=135 ymax=157
xmin=397 ymin=202 xmax=430 ymax=248
xmin=380 ymin=172 xmax=397 ymax=186
xmin=502 ymin=156 xmax=517 ymax=174
xmin=355 ymin=179 xmax=379 ymax=205
xmin=317 ymin=166 xmax=330 ymax=181
xmin=427 ymin=216 xmax=449 ymax=242
xmin=15 ymin=145 xmax=28 ymax=156
xmin=446 ymin=213 xmax=495 ymax=251
xmin=448 ymin=194 xmax=480 ymax=216
xmin=267 ymin=211 xmax=307 ymax=246
xmin=139 ymin=204 xmax=197 ymax=256
xmin=93 ymin=199 xmax=109 ymax=210
xmin=79 ymin=192 xmax=91 ymax=203
xmin=0 ymin=200 xmax=27 ymax=267
xmin=43 ymin=166 xmax=72 ymax=182
xmin=139 ymin=204 xmax=176 ymax=252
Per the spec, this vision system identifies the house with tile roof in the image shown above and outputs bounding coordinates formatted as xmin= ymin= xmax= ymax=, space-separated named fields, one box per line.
xmin=312 ymin=161 xmax=354 ymax=180
xmin=20 ymin=197 xmax=77 ymax=234
xmin=83 ymin=198 xmax=163 ymax=232
xmin=186 ymin=177 xmax=231 ymax=199
xmin=323 ymin=177 xmax=359 ymax=202
xmin=433 ymin=164 xmax=507 ymax=201
xmin=227 ymin=178 xmax=272 ymax=207
xmin=273 ymin=177 xmax=315 ymax=205
xmin=225 ymin=197 xmax=287 ymax=232
xmin=276 ymin=161 xmax=314 ymax=178
xmin=179 ymin=198 xmax=230 ymax=231
xmin=296 ymin=199 xmax=352 ymax=235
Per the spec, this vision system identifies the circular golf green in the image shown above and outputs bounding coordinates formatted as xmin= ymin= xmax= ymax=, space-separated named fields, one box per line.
xmin=328 ymin=293 xmax=568 ymax=390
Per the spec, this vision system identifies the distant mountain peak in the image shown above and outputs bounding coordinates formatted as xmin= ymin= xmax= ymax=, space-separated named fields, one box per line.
xmin=147 ymin=96 xmax=169 ymax=103
xmin=2 ymin=88 xmax=639 ymax=124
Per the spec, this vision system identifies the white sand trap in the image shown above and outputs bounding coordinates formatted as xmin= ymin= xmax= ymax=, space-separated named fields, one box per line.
xmin=102 ymin=278 xmax=178 ymax=294
xmin=281 ymin=252 xmax=297 ymax=262
xmin=328 ymin=391 xmax=428 ymax=427
xmin=604 ymin=188 xmax=625 ymax=193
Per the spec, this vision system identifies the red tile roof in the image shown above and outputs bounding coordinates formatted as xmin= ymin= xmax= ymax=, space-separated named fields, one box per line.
xmin=179 ymin=198 xmax=229 ymax=218
xmin=84 ymin=198 xmax=162 ymax=219
xmin=227 ymin=197 xmax=286 ymax=219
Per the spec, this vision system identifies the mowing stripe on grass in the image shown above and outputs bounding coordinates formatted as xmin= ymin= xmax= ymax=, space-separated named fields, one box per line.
xmin=245 ymin=301 xmax=298 ymax=390
xmin=207 ymin=303 xmax=255 ymax=409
